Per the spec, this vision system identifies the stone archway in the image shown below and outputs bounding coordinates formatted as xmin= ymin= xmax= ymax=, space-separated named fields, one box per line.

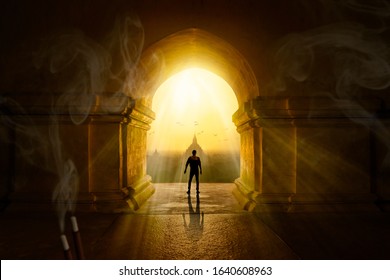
xmin=136 ymin=28 xmax=259 ymax=108
xmin=128 ymin=28 xmax=260 ymax=209
xmin=108 ymin=27 xmax=383 ymax=212
xmin=2 ymin=28 xmax=262 ymax=213
xmin=136 ymin=28 xmax=259 ymax=204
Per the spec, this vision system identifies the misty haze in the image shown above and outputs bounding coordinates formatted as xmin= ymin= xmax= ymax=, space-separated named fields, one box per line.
xmin=147 ymin=150 xmax=240 ymax=183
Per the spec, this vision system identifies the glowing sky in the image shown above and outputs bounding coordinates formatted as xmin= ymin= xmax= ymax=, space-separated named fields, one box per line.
xmin=147 ymin=68 xmax=239 ymax=153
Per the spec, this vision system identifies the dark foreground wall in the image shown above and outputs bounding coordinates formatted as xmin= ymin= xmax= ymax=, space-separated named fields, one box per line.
xmin=1 ymin=0 xmax=390 ymax=212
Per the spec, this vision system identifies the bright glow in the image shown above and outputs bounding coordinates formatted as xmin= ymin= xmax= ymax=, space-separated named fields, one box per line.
xmin=148 ymin=68 xmax=239 ymax=153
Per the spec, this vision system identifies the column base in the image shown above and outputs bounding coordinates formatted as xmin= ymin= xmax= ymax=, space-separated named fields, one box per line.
xmin=233 ymin=178 xmax=382 ymax=212
xmin=232 ymin=178 xmax=258 ymax=211
xmin=122 ymin=175 xmax=155 ymax=211
xmin=3 ymin=177 xmax=156 ymax=213
xmin=92 ymin=176 xmax=155 ymax=212
xmin=91 ymin=191 xmax=131 ymax=213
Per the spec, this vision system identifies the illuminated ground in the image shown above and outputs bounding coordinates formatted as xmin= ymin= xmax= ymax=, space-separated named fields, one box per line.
xmin=1 ymin=183 xmax=390 ymax=259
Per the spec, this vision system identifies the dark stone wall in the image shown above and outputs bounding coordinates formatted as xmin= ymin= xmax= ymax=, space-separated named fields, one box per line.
xmin=1 ymin=0 xmax=390 ymax=209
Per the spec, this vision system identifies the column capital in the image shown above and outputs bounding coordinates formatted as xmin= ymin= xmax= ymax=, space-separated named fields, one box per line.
xmin=234 ymin=96 xmax=384 ymax=130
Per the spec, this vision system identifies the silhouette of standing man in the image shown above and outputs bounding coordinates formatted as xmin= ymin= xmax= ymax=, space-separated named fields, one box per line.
xmin=184 ymin=149 xmax=202 ymax=194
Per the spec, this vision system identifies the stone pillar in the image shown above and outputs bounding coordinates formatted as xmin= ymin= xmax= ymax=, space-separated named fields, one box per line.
xmin=233 ymin=98 xmax=296 ymax=211
xmin=4 ymin=114 xmax=91 ymax=211
xmin=233 ymin=96 xmax=385 ymax=212
xmin=90 ymin=101 xmax=155 ymax=212
xmin=88 ymin=115 xmax=124 ymax=211
xmin=122 ymin=102 xmax=155 ymax=211
xmin=1 ymin=94 xmax=155 ymax=212
xmin=232 ymin=105 xmax=261 ymax=211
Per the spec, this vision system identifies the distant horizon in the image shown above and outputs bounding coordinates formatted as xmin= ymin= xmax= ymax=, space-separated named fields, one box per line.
xmin=147 ymin=149 xmax=240 ymax=155
xmin=147 ymin=148 xmax=240 ymax=183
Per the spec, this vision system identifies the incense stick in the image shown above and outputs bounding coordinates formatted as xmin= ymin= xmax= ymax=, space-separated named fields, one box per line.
xmin=70 ymin=216 xmax=85 ymax=260
xmin=60 ymin=234 xmax=73 ymax=260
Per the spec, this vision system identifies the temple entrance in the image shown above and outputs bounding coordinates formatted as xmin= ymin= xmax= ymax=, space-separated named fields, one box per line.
xmin=136 ymin=28 xmax=259 ymax=204
xmin=147 ymin=68 xmax=240 ymax=184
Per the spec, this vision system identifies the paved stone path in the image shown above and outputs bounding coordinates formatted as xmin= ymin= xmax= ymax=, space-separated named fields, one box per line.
xmin=2 ymin=183 xmax=390 ymax=259
xmin=92 ymin=183 xmax=298 ymax=259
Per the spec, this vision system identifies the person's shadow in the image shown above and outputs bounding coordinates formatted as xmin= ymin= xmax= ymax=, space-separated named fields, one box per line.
xmin=182 ymin=194 xmax=204 ymax=241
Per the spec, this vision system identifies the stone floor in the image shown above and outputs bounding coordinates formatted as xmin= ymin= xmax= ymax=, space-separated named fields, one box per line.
xmin=1 ymin=183 xmax=390 ymax=260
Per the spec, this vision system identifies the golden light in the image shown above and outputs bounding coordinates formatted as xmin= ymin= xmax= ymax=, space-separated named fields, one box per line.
xmin=148 ymin=67 xmax=239 ymax=153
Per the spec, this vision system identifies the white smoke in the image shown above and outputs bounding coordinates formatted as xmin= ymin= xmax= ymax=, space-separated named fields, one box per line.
xmin=340 ymin=0 xmax=390 ymax=18
xmin=1 ymin=13 xmax=149 ymax=232
xmin=0 ymin=96 xmax=51 ymax=170
xmin=268 ymin=0 xmax=390 ymax=191
xmin=270 ymin=22 xmax=390 ymax=95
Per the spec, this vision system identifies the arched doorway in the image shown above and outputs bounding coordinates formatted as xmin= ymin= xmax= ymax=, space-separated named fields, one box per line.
xmin=147 ymin=67 xmax=240 ymax=183
xmin=131 ymin=28 xmax=259 ymax=209
xmin=136 ymin=28 xmax=258 ymax=108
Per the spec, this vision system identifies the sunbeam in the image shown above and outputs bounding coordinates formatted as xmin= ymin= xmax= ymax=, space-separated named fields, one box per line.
xmin=148 ymin=68 xmax=239 ymax=154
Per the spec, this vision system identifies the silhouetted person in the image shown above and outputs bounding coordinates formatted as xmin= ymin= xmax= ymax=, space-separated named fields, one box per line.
xmin=184 ymin=149 xmax=202 ymax=194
